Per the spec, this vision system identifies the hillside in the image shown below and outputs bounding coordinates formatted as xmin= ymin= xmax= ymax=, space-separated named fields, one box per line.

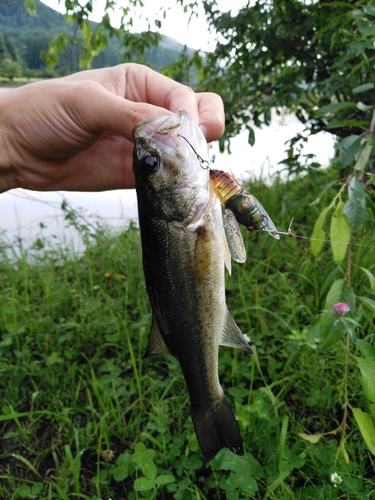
xmin=0 ymin=0 xmax=195 ymax=77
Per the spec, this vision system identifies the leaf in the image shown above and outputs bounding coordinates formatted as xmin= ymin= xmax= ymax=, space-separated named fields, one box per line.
xmin=343 ymin=198 xmax=371 ymax=231
xmin=229 ymin=474 xmax=258 ymax=495
xmin=363 ymin=5 xmax=375 ymax=16
xmin=311 ymin=206 xmax=331 ymax=256
xmin=330 ymin=201 xmax=351 ymax=264
xmin=356 ymin=101 xmax=372 ymax=111
xmin=11 ymin=453 xmax=41 ymax=477
xmin=248 ymin=126 xmax=255 ymax=146
xmin=359 ymin=268 xmax=375 ymax=291
xmin=334 ymin=135 xmax=362 ymax=168
xmin=134 ymin=477 xmax=155 ymax=491
xmin=354 ymin=357 xmax=375 ymax=417
xmin=353 ymin=82 xmax=375 ymax=93
xmin=356 ymin=339 xmax=375 ymax=363
xmin=358 ymin=296 xmax=375 ymax=316
xmin=324 ymin=278 xmax=356 ymax=312
xmin=319 ymin=318 xmax=346 ymax=350
xmin=354 ymin=137 xmax=374 ymax=171
xmin=298 ymin=432 xmax=323 ymax=444
xmin=352 ymin=408 xmax=375 ymax=455
xmin=154 ymin=474 xmax=175 ymax=486
xmin=140 ymin=455 xmax=157 ymax=480
xmin=315 ymin=101 xmax=357 ymax=117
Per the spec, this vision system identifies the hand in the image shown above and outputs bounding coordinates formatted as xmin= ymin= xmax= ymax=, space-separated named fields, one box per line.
xmin=0 ymin=63 xmax=224 ymax=192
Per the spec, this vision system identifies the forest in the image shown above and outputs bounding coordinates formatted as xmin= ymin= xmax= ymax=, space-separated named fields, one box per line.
xmin=0 ymin=0 xmax=193 ymax=79
xmin=0 ymin=0 xmax=375 ymax=499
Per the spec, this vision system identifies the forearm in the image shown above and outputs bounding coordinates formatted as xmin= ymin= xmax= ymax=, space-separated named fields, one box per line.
xmin=0 ymin=90 xmax=19 ymax=193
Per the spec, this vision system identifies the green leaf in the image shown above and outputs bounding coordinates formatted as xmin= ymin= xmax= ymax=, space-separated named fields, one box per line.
xmin=324 ymin=278 xmax=356 ymax=312
xmin=343 ymin=197 xmax=370 ymax=230
xmin=31 ymin=483 xmax=44 ymax=495
xmin=298 ymin=432 xmax=323 ymax=444
xmin=230 ymin=474 xmax=258 ymax=495
xmin=354 ymin=137 xmax=374 ymax=171
xmin=16 ymin=485 xmax=32 ymax=498
xmin=356 ymin=339 xmax=375 ymax=363
xmin=334 ymin=135 xmax=362 ymax=168
xmin=363 ymin=5 xmax=375 ymax=16
xmin=358 ymin=296 xmax=375 ymax=316
xmin=248 ymin=126 xmax=255 ymax=146
xmin=311 ymin=206 xmax=331 ymax=256
xmin=315 ymin=101 xmax=357 ymax=117
xmin=354 ymin=356 xmax=375 ymax=417
xmin=353 ymin=82 xmax=375 ymax=93
xmin=352 ymin=408 xmax=375 ymax=455
xmin=328 ymin=119 xmax=369 ymax=131
xmin=359 ymin=267 xmax=375 ymax=290
xmin=134 ymin=477 xmax=155 ymax=491
xmin=24 ymin=0 xmax=37 ymax=16
xmin=330 ymin=201 xmax=351 ymax=264
xmin=319 ymin=318 xmax=346 ymax=350
xmin=11 ymin=453 xmax=41 ymax=477
xmin=154 ymin=474 xmax=175 ymax=486
xmin=356 ymin=101 xmax=372 ymax=111
xmin=140 ymin=455 xmax=157 ymax=480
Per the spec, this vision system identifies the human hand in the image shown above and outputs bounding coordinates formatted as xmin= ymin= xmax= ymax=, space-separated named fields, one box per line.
xmin=0 ymin=63 xmax=224 ymax=192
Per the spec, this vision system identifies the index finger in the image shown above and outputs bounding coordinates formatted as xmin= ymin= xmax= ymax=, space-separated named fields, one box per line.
xmin=124 ymin=65 xmax=225 ymax=141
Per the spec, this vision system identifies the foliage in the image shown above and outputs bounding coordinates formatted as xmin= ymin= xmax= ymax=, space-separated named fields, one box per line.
xmin=199 ymin=0 xmax=375 ymax=154
xmin=0 ymin=0 xmax=191 ymax=79
xmin=1 ymin=171 xmax=375 ymax=498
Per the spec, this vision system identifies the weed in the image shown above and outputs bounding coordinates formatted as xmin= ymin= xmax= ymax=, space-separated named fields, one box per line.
xmin=0 ymin=173 xmax=374 ymax=499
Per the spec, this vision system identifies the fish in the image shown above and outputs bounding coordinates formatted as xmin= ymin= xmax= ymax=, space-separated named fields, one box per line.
xmin=132 ymin=110 xmax=252 ymax=461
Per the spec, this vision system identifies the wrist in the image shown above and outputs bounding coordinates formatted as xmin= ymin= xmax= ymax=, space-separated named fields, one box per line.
xmin=0 ymin=89 xmax=19 ymax=192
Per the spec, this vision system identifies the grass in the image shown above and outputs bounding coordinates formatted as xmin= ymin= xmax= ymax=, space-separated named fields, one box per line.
xmin=0 ymin=169 xmax=375 ymax=499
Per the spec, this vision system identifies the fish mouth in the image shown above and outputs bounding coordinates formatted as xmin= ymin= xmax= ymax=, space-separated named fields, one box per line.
xmin=133 ymin=111 xmax=186 ymax=141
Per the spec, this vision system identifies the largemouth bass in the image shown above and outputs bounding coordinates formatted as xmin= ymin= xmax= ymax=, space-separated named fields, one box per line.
xmin=132 ymin=110 xmax=252 ymax=460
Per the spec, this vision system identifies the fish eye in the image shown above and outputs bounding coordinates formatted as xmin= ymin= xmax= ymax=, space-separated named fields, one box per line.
xmin=141 ymin=151 xmax=160 ymax=172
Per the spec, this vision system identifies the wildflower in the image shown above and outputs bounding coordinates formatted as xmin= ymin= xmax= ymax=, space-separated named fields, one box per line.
xmin=330 ymin=472 xmax=342 ymax=487
xmin=101 ymin=449 xmax=115 ymax=461
xmin=332 ymin=302 xmax=350 ymax=316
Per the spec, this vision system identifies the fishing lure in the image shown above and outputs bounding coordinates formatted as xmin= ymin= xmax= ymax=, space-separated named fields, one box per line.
xmin=209 ymin=169 xmax=280 ymax=239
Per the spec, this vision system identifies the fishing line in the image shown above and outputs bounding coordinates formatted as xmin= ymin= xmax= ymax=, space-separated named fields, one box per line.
xmin=263 ymin=218 xmax=375 ymax=249
xmin=177 ymin=134 xmax=211 ymax=170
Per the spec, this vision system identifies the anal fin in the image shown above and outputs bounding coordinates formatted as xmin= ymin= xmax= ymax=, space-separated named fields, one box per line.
xmin=144 ymin=315 xmax=171 ymax=358
xmin=220 ymin=309 xmax=253 ymax=353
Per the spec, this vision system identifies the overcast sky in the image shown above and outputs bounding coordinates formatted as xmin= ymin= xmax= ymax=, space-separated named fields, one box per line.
xmin=40 ymin=0 xmax=220 ymax=51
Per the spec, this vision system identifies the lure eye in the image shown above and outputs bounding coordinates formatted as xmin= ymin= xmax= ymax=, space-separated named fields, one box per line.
xmin=141 ymin=151 xmax=160 ymax=172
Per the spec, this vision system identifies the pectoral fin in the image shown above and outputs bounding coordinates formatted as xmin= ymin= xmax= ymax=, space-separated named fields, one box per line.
xmin=223 ymin=209 xmax=246 ymax=264
xmin=220 ymin=310 xmax=253 ymax=353
xmin=144 ymin=316 xmax=171 ymax=358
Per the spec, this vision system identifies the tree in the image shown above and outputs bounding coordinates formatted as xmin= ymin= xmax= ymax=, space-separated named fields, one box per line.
xmin=198 ymin=0 xmax=375 ymax=156
xmin=0 ymin=33 xmax=10 ymax=62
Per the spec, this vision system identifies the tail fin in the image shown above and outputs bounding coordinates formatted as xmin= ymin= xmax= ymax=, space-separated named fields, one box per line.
xmin=191 ymin=395 xmax=244 ymax=461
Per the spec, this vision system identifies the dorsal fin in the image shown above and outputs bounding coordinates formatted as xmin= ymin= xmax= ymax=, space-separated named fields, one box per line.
xmin=220 ymin=310 xmax=253 ymax=353
xmin=144 ymin=316 xmax=171 ymax=358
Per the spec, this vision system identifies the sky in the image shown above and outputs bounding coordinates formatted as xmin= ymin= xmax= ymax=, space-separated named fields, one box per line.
xmin=40 ymin=0 xmax=218 ymax=51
